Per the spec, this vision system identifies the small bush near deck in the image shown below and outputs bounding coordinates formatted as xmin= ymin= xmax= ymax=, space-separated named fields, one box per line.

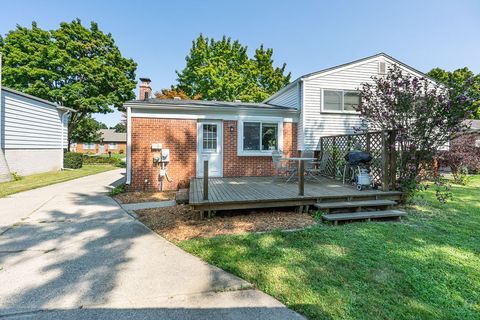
xmin=109 ymin=183 xmax=126 ymax=196
xmin=64 ymin=152 xmax=83 ymax=169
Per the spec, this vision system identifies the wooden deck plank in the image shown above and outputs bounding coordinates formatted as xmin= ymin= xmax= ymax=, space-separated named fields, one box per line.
xmin=189 ymin=176 xmax=403 ymax=207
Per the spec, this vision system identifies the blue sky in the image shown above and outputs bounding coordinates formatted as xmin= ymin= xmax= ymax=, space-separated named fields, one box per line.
xmin=1 ymin=0 xmax=479 ymax=126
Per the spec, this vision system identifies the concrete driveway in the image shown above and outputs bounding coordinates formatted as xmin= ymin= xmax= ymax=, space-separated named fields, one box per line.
xmin=0 ymin=169 xmax=304 ymax=319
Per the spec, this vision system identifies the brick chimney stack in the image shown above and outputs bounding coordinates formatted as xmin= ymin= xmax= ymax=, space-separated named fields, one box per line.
xmin=139 ymin=78 xmax=152 ymax=100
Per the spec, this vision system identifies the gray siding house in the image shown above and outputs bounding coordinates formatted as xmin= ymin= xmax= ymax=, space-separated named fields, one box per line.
xmin=0 ymin=87 xmax=74 ymax=182
xmin=264 ymin=53 xmax=431 ymax=150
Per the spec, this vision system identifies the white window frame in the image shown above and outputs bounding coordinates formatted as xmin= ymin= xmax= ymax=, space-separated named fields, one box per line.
xmin=237 ymin=117 xmax=283 ymax=156
xmin=108 ymin=143 xmax=118 ymax=149
xmin=83 ymin=143 xmax=96 ymax=150
xmin=321 ymin=89 xmax=361 ymax=114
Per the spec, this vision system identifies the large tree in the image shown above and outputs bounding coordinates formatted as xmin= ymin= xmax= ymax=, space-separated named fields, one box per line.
xmin=427 ymin=67 xmax=480 ymax=119
xmin=0 ymin=20 xmax=137 ymax=148
xmin=176 ymin=35 xmax=290 ymax=102
xmin=69 ymin=116 xmax=106 ymax=144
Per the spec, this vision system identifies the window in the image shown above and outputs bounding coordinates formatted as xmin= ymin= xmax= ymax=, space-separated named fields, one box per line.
xmin=475 ymin=139 xmax=480 ymax=148
xmin=108 ymin=143 xmax=118 ymax=149
xmin=323 ymin=90 xmax=360 ymax=113
xmin=202 ymin=124 xmax=217 ymax=151
xmin=83 ymin=143 xmax=96 ymax=150
xmin=242 ymin=122 xmax=278 ymax=152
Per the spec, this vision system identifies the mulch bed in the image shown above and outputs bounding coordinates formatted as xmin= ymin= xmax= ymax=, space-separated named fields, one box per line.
xmin=136 ymin=205 xmax=316 ymax=242
xmin=114 ymin=191 xmax=176 ymax=204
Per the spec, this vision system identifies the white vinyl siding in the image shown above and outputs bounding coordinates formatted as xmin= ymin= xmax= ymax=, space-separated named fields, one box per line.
xmin=300 ymin=56 xmax=425 ymax=150
xmin=301 ymin=59 xmax=379 ymax=150
xmin=2 ymin=90 xmax=67 ymax=149
xmin=267 ymin=84 xmax=300 ymax=109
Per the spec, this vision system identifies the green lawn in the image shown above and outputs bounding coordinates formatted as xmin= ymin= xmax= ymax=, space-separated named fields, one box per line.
xmin=0 ymin=165 xmax=118 ymax=198
xmin=179 ymin=176 xmax=480 ymax=320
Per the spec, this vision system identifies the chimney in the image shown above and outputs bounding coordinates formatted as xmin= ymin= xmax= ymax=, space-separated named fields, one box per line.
xmin=139 ymin=77 xmax=152 ymax=100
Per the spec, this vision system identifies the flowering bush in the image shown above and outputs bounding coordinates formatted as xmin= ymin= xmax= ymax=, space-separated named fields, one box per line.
xmin=358 ymin=65 xmax=473 ymax=201
xmin=438 ymin=134 xmax=480 ymax=184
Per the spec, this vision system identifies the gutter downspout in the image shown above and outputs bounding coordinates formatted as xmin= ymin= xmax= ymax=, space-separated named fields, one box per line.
xmin=60 ymin=110 xmax=71 ymax=169
xmin=126 ymin=105 xmax=132 ymax=185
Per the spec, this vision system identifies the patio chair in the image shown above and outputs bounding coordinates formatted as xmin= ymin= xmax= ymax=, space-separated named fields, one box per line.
xmin=301 ymin=150 xmax=322 ymax=181
xmin=272 ymin=150 xmax=296 ymax=181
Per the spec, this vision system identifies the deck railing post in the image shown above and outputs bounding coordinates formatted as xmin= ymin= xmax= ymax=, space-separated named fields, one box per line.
xmin=381 ymin=131 xmax=389 ymax=191
xmin=298 ymin=159 xmax=305 ymax=196
xmin=203 ymin=160 xmax=209 ymax=200
xmin=388 ymin=130 xmax=397 ymax=190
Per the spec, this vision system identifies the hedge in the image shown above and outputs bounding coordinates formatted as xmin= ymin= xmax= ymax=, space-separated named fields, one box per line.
xmin=64 ymin=152 xmax=84 ymax=169
xmin=83 ymin=155 xmax=124 ymax=167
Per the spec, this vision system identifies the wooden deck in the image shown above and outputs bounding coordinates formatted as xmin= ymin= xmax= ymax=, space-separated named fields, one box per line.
xmin=189 ymin=176 xmax=402 ymax=211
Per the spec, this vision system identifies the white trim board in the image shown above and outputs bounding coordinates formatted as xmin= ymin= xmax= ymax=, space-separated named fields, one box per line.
xmin=130 ymin=109 xmax=298 ymax=123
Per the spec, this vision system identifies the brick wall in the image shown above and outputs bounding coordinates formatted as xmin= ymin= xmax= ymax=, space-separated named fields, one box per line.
xmin=129 ymin=118 xmax=197 ymax=191
xmin=128 ymin=118 xmax=298 ymax=191
xmin=223 ymin=121 xmax=298 ymax=177
xmin=75 ymin=142 xmax=126 ymax=154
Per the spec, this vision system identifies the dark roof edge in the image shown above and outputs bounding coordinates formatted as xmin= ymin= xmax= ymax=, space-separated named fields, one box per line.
xmin=125 ymin=99 xmax=297 ymax=111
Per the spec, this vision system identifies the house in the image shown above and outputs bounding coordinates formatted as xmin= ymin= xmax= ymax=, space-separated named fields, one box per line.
xmin=125 ymin=53 xmax=432 ymax=191
xmin=0 ymin=87 xmax=74 ymax=182
xmin=72 ymin=129 xmax=127 ymax=154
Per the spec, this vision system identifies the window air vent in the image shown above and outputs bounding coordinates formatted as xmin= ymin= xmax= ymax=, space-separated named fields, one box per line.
xmin=378 ymin=61 xmax=386 ymax=75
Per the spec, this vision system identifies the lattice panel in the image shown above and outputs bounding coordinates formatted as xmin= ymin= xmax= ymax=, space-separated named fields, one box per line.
xmin=319 ymin=131 xmax=388 ymax=187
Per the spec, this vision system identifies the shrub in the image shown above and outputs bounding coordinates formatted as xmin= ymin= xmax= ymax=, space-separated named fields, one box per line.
xmin=64 ymin=152 xmax=83 ymax=169
xmin=11 ymin=172 xmax=22 ymax=181
xmin=83 ymin=155 xmax=124 ymax=167
xmin=357 ymin=65 xmax=473 ymax=202
xmin=109 ymin=183 xmax=126 ymax=196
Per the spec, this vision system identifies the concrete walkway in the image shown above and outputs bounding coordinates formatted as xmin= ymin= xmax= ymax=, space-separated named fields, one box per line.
xmin=0 ymin=169 xmax=304 ymax=319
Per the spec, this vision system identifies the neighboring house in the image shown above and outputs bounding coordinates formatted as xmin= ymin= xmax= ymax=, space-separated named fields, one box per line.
xmin=125 ymin=53 xmax=433 ymax=191
xmin=0 ymin=87 xmax=74 ymax=182
xmin=72 ymin=129 xmax=127 ymax=154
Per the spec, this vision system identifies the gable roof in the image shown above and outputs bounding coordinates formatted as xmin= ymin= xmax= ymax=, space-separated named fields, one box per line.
xmin=99 ymin=129 xmax=126 ymax=142
xmin=264 ymin=52 xmax=436 ymax=103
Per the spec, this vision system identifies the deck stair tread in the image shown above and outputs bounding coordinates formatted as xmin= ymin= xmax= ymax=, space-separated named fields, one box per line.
xmin=314 ymin=199 xmax=397 ymax=209
xmin=322 ymin=209 xmax=406 ymax=221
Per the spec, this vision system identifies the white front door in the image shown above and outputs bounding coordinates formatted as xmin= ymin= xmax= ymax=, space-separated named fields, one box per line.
xmin=197 ymin=120 xmax=223 ymax=177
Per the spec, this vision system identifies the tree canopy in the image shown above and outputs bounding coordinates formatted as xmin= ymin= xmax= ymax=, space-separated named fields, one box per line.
xmin=0 ymin=19 xmax=137 ymax=146
xmin=154 ymin=87 xmax=200 ymax=100
xmin=176 ymin=35 xmax=291 ymax=102
xmin=70 ymin=116 xmax=106 ymax=143
xmin=427 ymin=67 xmax=480 ymax=119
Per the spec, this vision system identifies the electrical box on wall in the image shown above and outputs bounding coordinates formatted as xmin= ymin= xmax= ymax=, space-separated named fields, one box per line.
xmin=151 ymin=143 xmax=162 ymax=150
xmin=161 ymin=149 xmax=170 ymax=162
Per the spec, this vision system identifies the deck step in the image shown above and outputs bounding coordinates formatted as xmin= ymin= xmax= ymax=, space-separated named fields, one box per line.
xmin=314 ymin=199 xmax=397 ymax=210
xmin=322 ymin=209 xmax=407 ymax=222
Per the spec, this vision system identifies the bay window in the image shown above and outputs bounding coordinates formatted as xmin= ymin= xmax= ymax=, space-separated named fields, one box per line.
xmin=323 ymin=89 xmax=360 ymax=112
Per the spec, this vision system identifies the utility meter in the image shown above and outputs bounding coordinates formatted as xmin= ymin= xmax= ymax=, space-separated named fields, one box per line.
xmin=161 ymin=149 xmax=170 ymax=162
